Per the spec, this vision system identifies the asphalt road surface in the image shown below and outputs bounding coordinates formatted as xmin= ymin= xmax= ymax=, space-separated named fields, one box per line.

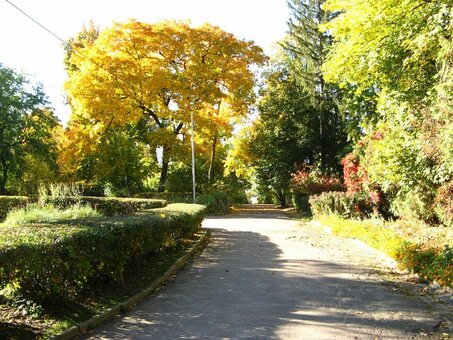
xmin=85 ymin=211 xmax=451 ymax=339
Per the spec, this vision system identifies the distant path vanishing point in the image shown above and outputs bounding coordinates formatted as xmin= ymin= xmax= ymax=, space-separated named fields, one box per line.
xmin=85 ymin=210 xmax=451 ymax=339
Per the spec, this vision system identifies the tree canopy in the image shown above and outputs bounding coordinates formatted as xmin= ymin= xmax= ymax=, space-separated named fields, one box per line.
xmin=64 ymin=20 xmax=266 ymax=191
xmin=322 ymin=0 xmax=452 ymax=223
xmin=0 ymin=64 xmax=58 ymax=194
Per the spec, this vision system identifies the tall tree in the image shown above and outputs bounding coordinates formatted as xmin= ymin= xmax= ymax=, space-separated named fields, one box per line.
xmin=0 ymin=64 xmax=58 ymax=194
xmin=226 ymin=63 xmax=336 ymax=205
xmin=65 ymin=20 xmax=265 ymax=192
xmin=282 ymin=0 xmax=348 ymax=173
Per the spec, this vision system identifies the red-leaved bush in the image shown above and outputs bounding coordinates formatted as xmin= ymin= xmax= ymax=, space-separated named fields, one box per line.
xmin=341 ymin=152 xmax=389 ymax=218
xmin=291 ymin=168 xmax=344 ymax=195
xmin=341 ymin=153 xmax=363 ymax=193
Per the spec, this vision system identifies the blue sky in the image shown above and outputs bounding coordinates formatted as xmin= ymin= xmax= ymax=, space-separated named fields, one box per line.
xmin=0 ymin=0 xmax=289 ymax=124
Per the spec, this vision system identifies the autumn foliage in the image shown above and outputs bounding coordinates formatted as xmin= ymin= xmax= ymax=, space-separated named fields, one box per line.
xmin=63 ymin=20 xmax=266 ymax=191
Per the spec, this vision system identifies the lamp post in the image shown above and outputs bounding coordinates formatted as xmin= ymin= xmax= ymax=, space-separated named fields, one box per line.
xmin=190 ymin=110 xmax=196 ymax=203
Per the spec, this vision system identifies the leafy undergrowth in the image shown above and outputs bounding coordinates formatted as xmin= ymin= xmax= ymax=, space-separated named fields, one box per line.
xmin=318 ymin=215 xmax=453 ymax=287
xmin=0 ymin=232 xmax=206 ymax=339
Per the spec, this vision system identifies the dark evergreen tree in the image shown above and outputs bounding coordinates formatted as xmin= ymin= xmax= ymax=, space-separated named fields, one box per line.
xmin=282 ymin=0 xmax=348 ymax=174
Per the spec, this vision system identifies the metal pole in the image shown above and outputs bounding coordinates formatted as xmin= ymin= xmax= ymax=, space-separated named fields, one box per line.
xmin=190 ymin=111 xmax=196 ymax=203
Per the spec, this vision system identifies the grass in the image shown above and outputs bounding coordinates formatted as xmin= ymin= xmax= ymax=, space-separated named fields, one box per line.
xmin=3 ymin=203 xmax=102 ymax=226
xmin=0 ymin=231 xmax=208 ymax=339
xmin=317 ymin=214 xmax=453 ymax=287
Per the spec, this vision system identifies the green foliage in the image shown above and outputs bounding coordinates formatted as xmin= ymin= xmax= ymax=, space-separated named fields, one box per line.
xmin=42 ymin=196 xmax=167 ymax=216
xmin=251 ymin=66 xmax=323 ymax=205
xmin=319 ymin=215 xmax=452 ymax=287
xmin=321 ymin=0 xmax=452 ymax=224
xmin=133 ymin=191 xmax=193 ymax=202
xmin=0 ymin=63 xmax=59 ymax=195
xmin=0 ymin=196 xmax=29 ymax=220
xmin=322 ymin=0 xmax=450 ymax=99
xmin=0 ymin=203 xmax=206 ymax=304
xmin=309 ymin=191 xmax=379 ymax=219
xmin=3 ymin=204 xmax=101 ymax=226
xmin=283 ymin=0 xmax=350 ymax=173
xmin=309 ymin=192 xmax=354 ymax=218
xmin=197 ymin=191 xmax=231 ymax=215
xmin=37 ymin=182 xmax=82 ymax=202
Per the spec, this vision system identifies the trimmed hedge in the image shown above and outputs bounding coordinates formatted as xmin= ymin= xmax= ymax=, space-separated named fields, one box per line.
xmin=0 ymin=203 xmax=206 ymax=304
xmin=43 ymin=196 xmax=168 ymax=215
xmin=0 ymin=196 xmax=30 ymax=220
xmin=133 ymin=192 xmax=193 ymax=202
xmin=318 ymin=215 xmax=452 ymax=287
xmin=134 ymin=192 xmax=231 ymax=215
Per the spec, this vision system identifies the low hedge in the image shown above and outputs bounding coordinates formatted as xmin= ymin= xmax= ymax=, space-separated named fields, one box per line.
xmin=318 ymin=215 xmax=452 ymax=287
xmin=133 ymin=192 xmax=193 ymax=202
xmin=0 ymin=203 xmax=206 ymax=304
xmin=309 ymin=191 xmax=377 ymax=219
xmin=43 ymin=196 xmax=168 ymax=215
xmin=0 ymin=196 xmax=30 ymax=220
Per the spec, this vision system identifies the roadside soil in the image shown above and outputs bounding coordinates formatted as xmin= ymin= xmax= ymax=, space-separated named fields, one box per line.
xmin=85 ymin=210 xmax=452 ymax=339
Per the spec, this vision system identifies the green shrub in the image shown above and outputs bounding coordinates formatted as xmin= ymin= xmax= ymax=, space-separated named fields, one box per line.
xmin=309 ymin=191 xmax=375 ymax=219
xmin=134 ymin=192 xmax=193 ymax=203
xmin=3 ymin=204 xmax=101 ymax=226
xmin=197 ymin=191 xmax=230 ymax=215
xmin=309 ymin=191 xmax=354 ymax=217
xmin=0 ymin=196 xmax=30 ymax=220
xmin=42 ymin=196 xmax=168 ymax=215
xmin=0 ymin=203 xmax=206 ymax=304
xmin=390 ymin=188 xmax=437 ymax=224
xmin=136 ymin=191 xmax=232 ymax=215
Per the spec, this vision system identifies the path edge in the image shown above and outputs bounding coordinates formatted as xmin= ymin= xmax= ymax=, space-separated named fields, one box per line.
xmin=52 ymin=230 xmax=211 ymax=340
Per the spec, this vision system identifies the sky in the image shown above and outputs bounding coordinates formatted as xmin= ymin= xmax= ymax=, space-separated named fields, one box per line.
xmin=0 ymin=0 xmax=290 ymax=125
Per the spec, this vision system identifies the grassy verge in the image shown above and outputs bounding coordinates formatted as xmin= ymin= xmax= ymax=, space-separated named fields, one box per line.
xmin=0 ymin=231 xmax=208 ymax=339
xmin=317 ymin=215 xmax=452 ymax=287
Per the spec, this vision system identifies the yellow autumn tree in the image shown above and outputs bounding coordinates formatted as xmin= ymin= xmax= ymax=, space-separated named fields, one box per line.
xmin=65 ymin=20 xmax=266 ymax=191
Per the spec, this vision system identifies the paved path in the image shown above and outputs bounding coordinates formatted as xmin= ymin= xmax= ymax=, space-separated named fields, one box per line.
xmin=86 ymin=212 xmax=451 ymax=339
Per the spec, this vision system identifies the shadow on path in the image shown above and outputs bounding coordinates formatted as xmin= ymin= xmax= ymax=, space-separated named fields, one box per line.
xmin=87 ymin=220 xmax=447 ymax=339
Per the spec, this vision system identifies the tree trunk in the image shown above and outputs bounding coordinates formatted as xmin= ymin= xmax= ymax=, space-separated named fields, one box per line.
xmin=319 ymin=108 xmax=326 ymax=173
xmin=207 ymin=134 xmax=218 ymax=185
xmin=158 ymin=146 xmax=169 ymax=193
xmin=0 ymin=155 xmax=7 ymax=195
xmin=276 ymin=190 xmax=286 ymax=207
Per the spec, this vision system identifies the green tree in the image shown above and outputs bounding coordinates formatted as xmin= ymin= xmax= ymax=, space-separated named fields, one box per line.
xmin=282 ymin=0 xmax=349 ymax=173
xmin=322 ymin=0 xmax=452 ymax=223
xmin=0 ymin=64 xmax=58 ymax=194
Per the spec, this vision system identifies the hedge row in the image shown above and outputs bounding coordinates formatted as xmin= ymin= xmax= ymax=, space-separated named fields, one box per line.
xmin=0 ymin=203 xmax=206 ymax=304
xmin=0 ymin=195 xmax=168 ymax=219
xmin=133 ymin=191 xmax=231 ymax=215
xmin=0 ymin=196 xmax=30 ymax=220
xmin=318 ymin=215 xmax=452 ymax=287
xmin=42 ymin=196 xmax=168 ymax=215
